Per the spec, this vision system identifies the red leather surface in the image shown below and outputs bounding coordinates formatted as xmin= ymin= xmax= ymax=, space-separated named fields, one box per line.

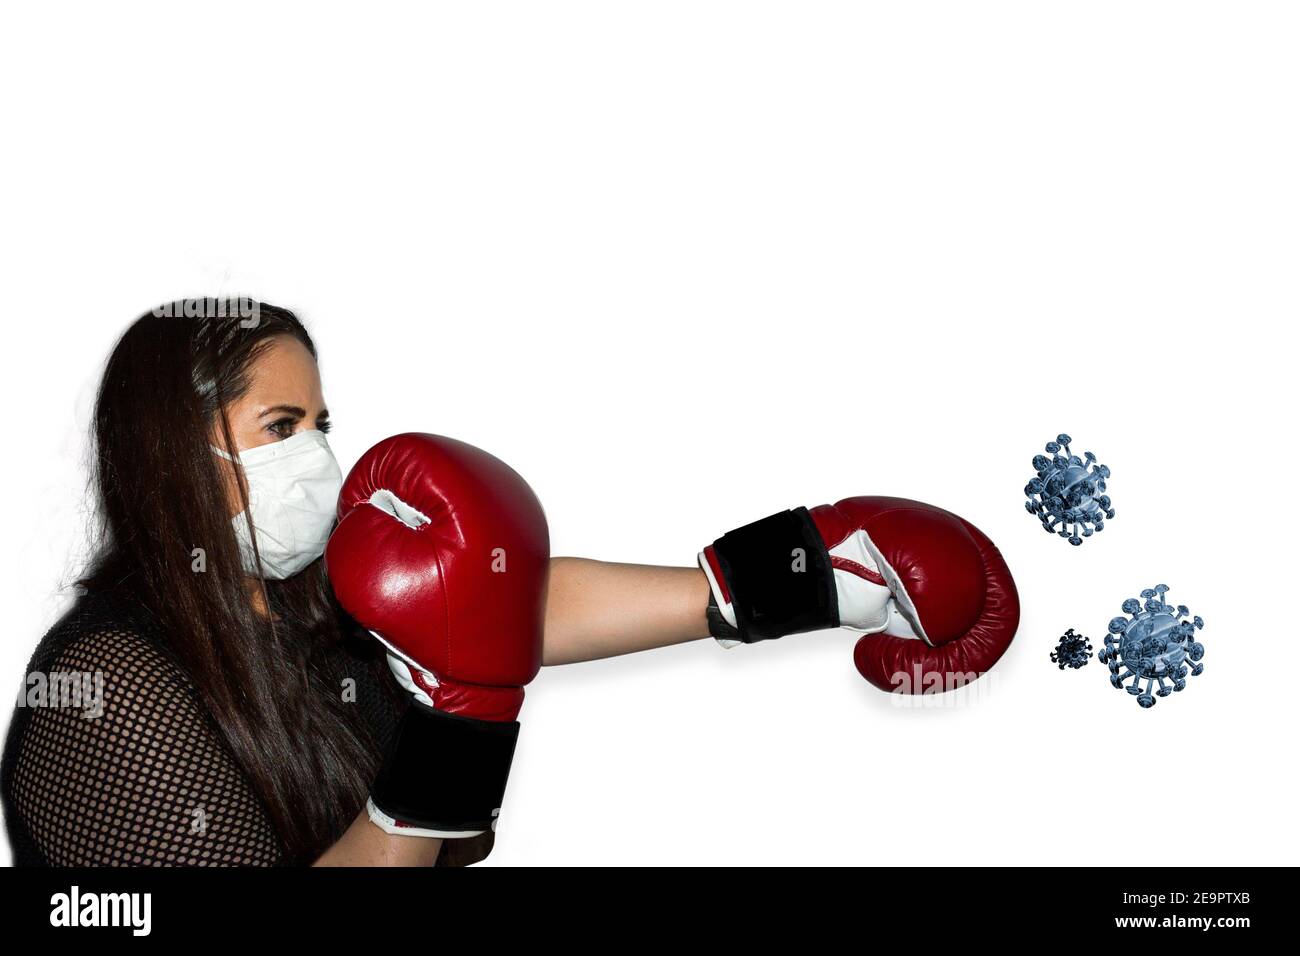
xmin=326 ymin=433 xmax=550 ymax=720
xmin=701 ymin=545 xmax=733 ymax=605
xmin=814 ymin=496 xmax=1019 ymax=694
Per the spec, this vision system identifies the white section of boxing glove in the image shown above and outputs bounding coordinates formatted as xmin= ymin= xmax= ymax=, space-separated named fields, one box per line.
xmin=838 ymin=528 xmax=932 ymax=646
xmin=826 ymin=529 xmax=894 ymax=634
xmin=882 ymin=599 xmax=925 ymax=642
xmin=365 ymin=797 xmax=486 ymax=840
xmin=385 ymin=651 xmax=437 ymax=708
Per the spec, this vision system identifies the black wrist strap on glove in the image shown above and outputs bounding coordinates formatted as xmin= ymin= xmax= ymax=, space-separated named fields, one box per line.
xmin=708 ymin=506 xmax=839 ymax=643
xmin=371 ymin=699 xmax=520 ymax=834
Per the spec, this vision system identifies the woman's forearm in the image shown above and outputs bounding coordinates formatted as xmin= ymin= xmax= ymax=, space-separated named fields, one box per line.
xmin=314 ymin=810 xmax=443 ymax=866
xmin=542 ymin=557 xmax=711 ymax=665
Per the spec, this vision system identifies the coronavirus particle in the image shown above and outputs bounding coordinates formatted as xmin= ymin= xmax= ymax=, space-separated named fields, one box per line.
xmin=1099 ymin=584 xmax=1205 ymax=708
xmin=1050 ymin=629 xmax=1092 ymax=670
xmin=1024 ymin=433 xmax=1113 ymax=546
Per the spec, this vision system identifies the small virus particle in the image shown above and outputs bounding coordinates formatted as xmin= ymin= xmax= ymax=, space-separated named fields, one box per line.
xmin=1099 ymin=584 xmax=1205 ymax=708
xmin=1024 ymin=433 xmax=1113 ymax=546
xmin=1050 ymin=629 xmax=1092 ymax=670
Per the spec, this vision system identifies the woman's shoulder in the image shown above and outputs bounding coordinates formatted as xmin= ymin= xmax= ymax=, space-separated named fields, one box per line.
xmin=3 ymin=586 xmax=285 ymax=866
xmin=7 ymin=585 xmax=205 ymax=766
xmin=22 ymin=586 xmax=188 ymax=688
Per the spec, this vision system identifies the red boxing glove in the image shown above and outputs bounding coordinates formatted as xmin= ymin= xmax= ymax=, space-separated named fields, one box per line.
xmin=700 ymin=496 xmax=1019 ymax=694
xmin=327 ymin=433 xmax=549 ymax=837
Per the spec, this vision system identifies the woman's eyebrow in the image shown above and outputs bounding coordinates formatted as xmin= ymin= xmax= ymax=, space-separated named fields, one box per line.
xmin=258 ymin=404 xmax=307 ymax=419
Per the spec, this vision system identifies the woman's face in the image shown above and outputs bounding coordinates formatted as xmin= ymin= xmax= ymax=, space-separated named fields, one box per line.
xmin=212 ymin=334 xmax=331 ymax=519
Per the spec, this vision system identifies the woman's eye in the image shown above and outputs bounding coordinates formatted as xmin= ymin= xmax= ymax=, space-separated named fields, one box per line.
xmin=318 ymin=420 xmax=332 ymax=435
xmin=267 ymin=418 xmax=297 ymax=439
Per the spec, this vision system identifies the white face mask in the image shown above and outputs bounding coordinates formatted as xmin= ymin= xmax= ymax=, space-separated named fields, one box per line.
xmin=212 ymin=429 xmax=343 ymax=580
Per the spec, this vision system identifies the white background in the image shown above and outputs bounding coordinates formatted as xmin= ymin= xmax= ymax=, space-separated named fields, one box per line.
xmin=1 ymin=1 xmax=1295 ymax=866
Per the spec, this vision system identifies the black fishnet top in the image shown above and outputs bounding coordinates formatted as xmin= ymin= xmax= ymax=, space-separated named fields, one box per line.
xmin=1 ymin=588 xmax=493 ymax=866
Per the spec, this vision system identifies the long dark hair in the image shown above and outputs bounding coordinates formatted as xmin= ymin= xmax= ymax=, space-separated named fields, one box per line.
xmin=80 ymin=298 xmax=380 ymax=862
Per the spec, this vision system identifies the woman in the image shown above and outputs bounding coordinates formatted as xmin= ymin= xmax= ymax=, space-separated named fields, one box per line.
xmin=0 ymin=299 xmax=709 ymax=866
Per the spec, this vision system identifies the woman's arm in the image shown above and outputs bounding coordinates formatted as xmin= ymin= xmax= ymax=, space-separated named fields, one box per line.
xmin=314 ymin=811 xmax=443 ymax=866
xmin=543 ymin=558 xmax=711 ymax=665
